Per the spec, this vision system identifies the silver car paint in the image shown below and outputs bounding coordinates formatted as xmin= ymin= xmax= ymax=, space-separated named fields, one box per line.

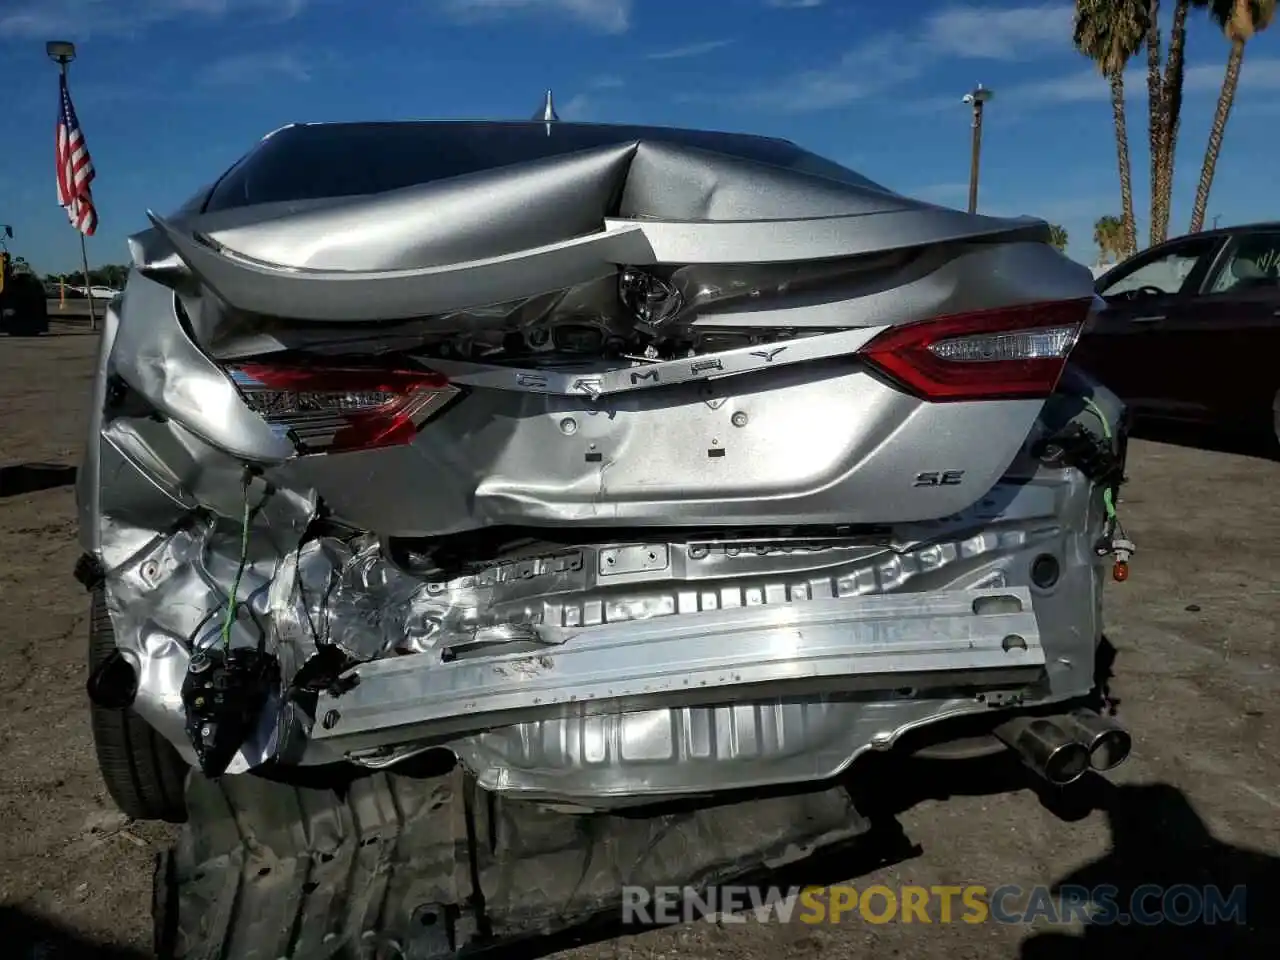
xmin=79 ymin=120 xmax=1121 ymax=803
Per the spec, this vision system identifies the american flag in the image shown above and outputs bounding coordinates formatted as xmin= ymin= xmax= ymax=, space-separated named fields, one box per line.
xmin=56 ymin=73 xmax=97 ymax=236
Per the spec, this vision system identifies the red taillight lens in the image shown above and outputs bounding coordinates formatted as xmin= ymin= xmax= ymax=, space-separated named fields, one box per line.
xmin=228 ymin=363 xmax=458 ymax=454
xmin=859 ymin=298 xmax=1094 ymax=402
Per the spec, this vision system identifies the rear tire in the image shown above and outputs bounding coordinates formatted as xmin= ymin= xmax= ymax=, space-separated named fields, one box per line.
xmin=88 ymin=587 xmax=189 ymax=822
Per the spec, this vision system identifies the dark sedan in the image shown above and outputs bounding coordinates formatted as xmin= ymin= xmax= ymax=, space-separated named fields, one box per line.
xmin=1072 ymin=222 xmax=1280 ymax=446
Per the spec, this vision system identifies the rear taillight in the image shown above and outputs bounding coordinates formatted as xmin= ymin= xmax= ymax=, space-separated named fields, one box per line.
xmin=858 ymin=298 xmax=1094 ymax=402
xmin=228 ymin=364 xmax=458 ymax=454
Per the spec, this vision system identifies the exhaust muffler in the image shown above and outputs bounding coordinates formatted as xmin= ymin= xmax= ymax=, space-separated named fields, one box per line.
xmin=1053 ymin=708 xmax=1132 ymax=772
xmin=992 ymin=715 xmax=1091 ymax=786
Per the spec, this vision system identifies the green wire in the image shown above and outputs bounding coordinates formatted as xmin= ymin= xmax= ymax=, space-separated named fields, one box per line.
xmin=220 ymin=479 xmax=254 ymax=650
xmin=1084 ymin=398 xmax=1113 ymax=440
xmin=1080 ymin=398 xmax=1118 ymax=521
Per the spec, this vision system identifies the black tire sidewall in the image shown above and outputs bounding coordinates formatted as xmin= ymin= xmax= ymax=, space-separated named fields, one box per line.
xmin=88 ymin=587 xmax=189 ymax=823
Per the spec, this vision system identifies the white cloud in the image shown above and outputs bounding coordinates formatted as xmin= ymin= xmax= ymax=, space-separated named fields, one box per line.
xmin=557 ymin=76 xmax=625 ymax=118
xmin=0 ymin=0 xmax=307 ymax=39
xmin=442 ymin=0 xmax=630 ymax=33
xmin=1011 ymin=67 xmax=1117 ymax=103
xmin=200 ymin=50 xmax=311 ymax=86
xmin=735 ymin=4 xmax=1075 ymax=113
xmin=558 ymin=92 xmax=594 ymax=119
xmin=1007 ymin=57 xmax=1280 ymax=105
xmin=645 ymin=39 xmax=734 ymax=60
xmin=920 ymin=3 xmax=1073 ymax=60
xmin=765 ymin=0 xmax=825 ymax=8
xmin=729 ymin=34 xmax=924 ymax=112
xmin=1185 ymin=58 xmax=1280 ymax=93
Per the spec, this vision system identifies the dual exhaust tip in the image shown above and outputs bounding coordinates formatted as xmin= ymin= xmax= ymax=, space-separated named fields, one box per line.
xmin=993 ymin=709 xmax=1131 ymax=786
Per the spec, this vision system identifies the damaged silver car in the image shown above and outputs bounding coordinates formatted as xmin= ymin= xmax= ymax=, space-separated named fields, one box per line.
xmin=76 ymin=116 xmax=1135 ymax=837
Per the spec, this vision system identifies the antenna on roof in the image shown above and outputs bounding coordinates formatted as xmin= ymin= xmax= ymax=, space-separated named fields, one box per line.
xmin=534 ymin=89 xmax=559 ymax=122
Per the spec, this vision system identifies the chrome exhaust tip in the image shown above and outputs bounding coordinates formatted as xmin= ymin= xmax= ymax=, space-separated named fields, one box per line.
xmin=993 ymin=715 xmax=1091 ymax=786
xmin=1054 ymin=709 xmax=1132 ymax=772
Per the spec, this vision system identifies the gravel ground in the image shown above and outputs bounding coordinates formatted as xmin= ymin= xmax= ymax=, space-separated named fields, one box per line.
xmin=1 ymin=329 xmax=1277 ymax=959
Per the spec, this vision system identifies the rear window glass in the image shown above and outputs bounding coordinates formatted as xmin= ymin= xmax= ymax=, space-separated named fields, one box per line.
xmin=203 ymin=121 xmax=889 ymax=212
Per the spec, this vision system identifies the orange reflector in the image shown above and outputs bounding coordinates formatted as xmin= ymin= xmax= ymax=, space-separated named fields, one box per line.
xmin=1112 ymin=561 xmax=1129 ymax=583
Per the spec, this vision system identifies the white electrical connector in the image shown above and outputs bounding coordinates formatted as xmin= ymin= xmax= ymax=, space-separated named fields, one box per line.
xmin=1111 ymin=537 xmax=1135 ymax=563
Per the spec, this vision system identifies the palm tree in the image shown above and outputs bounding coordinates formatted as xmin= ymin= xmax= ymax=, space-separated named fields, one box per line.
xmin=1075 ymin=0 xmax=1149 ymax=256
xmin=1094 ymin=215 xmax=1126 ymax=263
xmin=1189 ymin=0 xmax=1276 ymax=232
xmin=1048 ymin=224 xmax=1070 ymax=252
xmin=1144 ymin=0 xmax=1163 ymax=247
xmin=1152 ymin=0 xmax=1204 ymax=243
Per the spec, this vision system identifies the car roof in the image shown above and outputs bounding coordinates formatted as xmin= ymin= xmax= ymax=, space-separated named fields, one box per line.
xmin=268 ymin=118 xmax=800 ymax=149
xmin=1177 ymin=221 xmax=1280 ymax=242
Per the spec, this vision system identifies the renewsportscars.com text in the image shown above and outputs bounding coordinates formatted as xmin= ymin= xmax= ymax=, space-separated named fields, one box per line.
xmin=621 ymin=883 xmax=1248 ymax=927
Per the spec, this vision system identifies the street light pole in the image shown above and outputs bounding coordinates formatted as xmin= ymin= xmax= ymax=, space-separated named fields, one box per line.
xmin=962 ymin=84 xmax=994 ymax=215
xmin=46 ymin=39 xmax=97 ymax=331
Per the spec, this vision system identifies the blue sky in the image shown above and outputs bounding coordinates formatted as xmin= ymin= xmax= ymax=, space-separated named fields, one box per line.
xmin=2 ymin=0 xmax=1278 ymax=273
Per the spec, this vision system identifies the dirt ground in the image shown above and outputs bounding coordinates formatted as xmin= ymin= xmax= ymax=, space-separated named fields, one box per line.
xmin=2 ymin=327 xmax=1277 ymax=959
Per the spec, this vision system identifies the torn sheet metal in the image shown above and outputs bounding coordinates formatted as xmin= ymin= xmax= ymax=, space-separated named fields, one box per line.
xmin=270 ymin=536 xmax=565 ymax=665
xmin=92 ymin=394 xmax=1122 ymax=796
xmin=159 ymin=767 xmax=878 ymax=960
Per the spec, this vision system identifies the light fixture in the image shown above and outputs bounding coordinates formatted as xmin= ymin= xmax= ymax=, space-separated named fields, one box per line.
xmin=46 ymin=40 xmax=76 ymax=64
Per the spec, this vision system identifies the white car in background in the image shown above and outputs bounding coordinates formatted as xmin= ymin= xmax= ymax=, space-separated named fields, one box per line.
xmin=65 ymin=284 xmax=122 ymax=300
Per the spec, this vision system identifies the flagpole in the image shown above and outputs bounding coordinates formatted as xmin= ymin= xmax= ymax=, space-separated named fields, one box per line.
xmin=48 ymin=39 xmax=97 ymax=332
xmin=78 ymin=229 xmax=96 ymax=332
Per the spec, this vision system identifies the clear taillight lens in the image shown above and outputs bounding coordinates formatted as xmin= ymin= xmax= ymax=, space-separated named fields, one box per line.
xmin=859 ymin=298 xmax=1094 ymax=401
xmin=227 ymin=363 xmax=459 ymax=454
xmin=927 ymin=326 xmax=1079 ymax=363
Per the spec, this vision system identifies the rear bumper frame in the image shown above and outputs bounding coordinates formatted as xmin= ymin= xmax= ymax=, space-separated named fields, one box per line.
xmin=314 ymin=587 xmax=1046 ymax=755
